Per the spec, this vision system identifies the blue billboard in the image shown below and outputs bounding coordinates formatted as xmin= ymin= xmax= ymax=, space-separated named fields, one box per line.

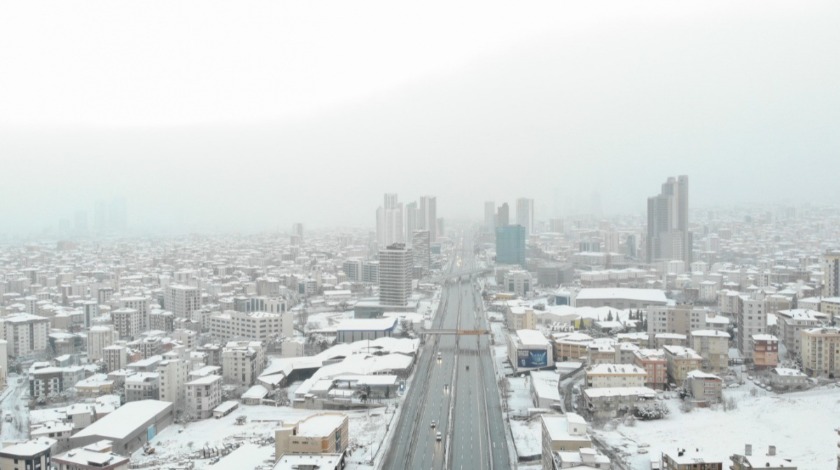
xmin=517 ymin=349 xmax=548 ymax=368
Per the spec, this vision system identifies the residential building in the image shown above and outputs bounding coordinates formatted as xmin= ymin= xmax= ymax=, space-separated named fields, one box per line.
xmin=379 ymin=243 xmax=413 ymax=307
xmin=689 ymin=330 xmax=730 ymax=375
xmin=729 ymin=445 xmax=797 ymax=470
xmin=120 ymin=296 xmax=150 ymax=329
xmin=661 ymin=449 xmax=722 ymax=470
xmin=683 ymin=370 xmax=722 ymax=404
xmin=662 ymin=345 xmax=703 ymax=386
xmin=165 ymin=284 xmax=201 ymax=319
xmin=737 ymin=297 xmax=768 ymax=360
xmin=186 ymin=375 xmax=222 ymax=420
xmin=87 ymin=326 xmax=117 ymax=362
xmin=0 ymin=438 xmax=55 ymax=470
xmin=274 ymin=412 xmax=349 ymax=461
xmin=2 ymin=313 xmax=50 ymax=358
xmin=823 ymin=250 xmax=840 ymax=297
xmin=540 ymin=413 xmax=592 ymax=470
xmin=551 ymin=448 xmax=611 ymax=469
xmin=583 ymin=387 xmax=657 ymax=420
xmin=777 ymin=309 xmax=826 ymax=359
xmin=495 ymin=225 xmax=526 ymax=267
xmin=800 ymin=327 xmax=840 ymax=377
xmin=633 ymin=348 xmax=668 ymax=390
xmin=647 ymin=305 xmax=709 ymax=339
xmin=209 ymin=310 xmax=293 ymax=342
xmin=552 ymin=332 xmax=592 ymax=362
xmin=767 ymin=367 xmax=808 ymax=390
xmin=585 ymin=364 xmax=646 ymax=389
xmin=507 ymin=306 xmax=537 ymax=331
xmin=752 ymin=334 xmax=779 ymax=369
xmin=111 ymin=308 xmax=142 ymax=340
xmin=157 ymin=359 xmax=188 ymax=409
xmin=52 ymin=440 xmax=130 ymax=470
xmin=102 ymin=345 xmax=128 ymax=373
xmin=125 ymin=373 xmax=160 ymax=402
xmin=646 ymin=175 xmax=692 ymax=266
xmin=222 ymin=343 xmax=262 ymax=386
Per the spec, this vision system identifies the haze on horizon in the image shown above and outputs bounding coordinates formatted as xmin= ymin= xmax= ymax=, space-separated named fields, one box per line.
xmin=1 ymin=0 xmax=838 ymax=237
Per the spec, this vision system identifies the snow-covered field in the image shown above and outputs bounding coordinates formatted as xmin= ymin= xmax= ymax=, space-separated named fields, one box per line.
xmin=129 ymin=403 xmax=394 ymax=469
xmin=596 ymin=383 xmax=840 ymax=469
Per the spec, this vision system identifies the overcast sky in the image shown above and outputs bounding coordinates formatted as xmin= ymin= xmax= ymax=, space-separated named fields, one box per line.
xmin=1 ymin=1 xmax=838 ymax=236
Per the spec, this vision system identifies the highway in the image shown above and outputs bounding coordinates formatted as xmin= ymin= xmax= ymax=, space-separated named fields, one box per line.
xmin=383 ymin=235 xmax=509 ymax=470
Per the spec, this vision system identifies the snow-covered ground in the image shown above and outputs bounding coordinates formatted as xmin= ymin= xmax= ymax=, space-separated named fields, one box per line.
xmin=595 ymin=383 xmax=840 ymax=469
xmin=128 ymin=403 xmax=393 ymax=469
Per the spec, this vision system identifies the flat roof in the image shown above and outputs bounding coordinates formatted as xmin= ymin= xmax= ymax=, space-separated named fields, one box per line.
xmin=73 ymin=400 xmax=173 ymax=441
xmin=576 ymin=288 xmax=667 ymax=304
xmin=336 ymin=317 xmax=397 ymax=331
xmin=515 ymin=329 xmax=549 ymax=346
xmin=297 ymin=413 xmax=346 ymax=438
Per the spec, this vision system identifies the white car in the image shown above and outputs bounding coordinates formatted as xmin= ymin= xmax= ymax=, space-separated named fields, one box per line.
xmin=436 ymin=431 xmax=442 ymax=441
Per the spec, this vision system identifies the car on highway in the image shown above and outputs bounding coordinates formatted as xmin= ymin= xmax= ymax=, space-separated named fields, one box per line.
xmin=436 ymin=431 xmax=442 ymax=441
xmin=431 ymin=420 xmax=436 ymax=428
xmin=465 ymin=365 xmax=469 ymax=371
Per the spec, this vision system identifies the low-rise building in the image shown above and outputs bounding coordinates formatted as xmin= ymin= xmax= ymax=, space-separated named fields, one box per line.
xmin=552 ymin=332 xmax=592 ymax=362
xmin=0 ymin=438 xmax=55 ymax=470
xmin=540 ymin=413 xmax=592 ymax=470
xmin=335 ymin=318 xmax=397 ymax=343
xmin=585 ymin=364 xmax=646 ymax=389
xmin=507 ymin=306 xmax=537 ymax=330
xmin=583 ymin=386 xmax=657 ymax=419
xmin=661 ymin=449 xmax=723 ymax=470
xmin=551 ymin=447 xmax=611 ymax=469
xmin=729 ymin=445 xmax=797 ymax=470
xmin=69 ymin=400 xmax=174 ymax=456
xmin=683 ymin=370 xmax=722 ymax=405
xmin=52 ymin=440 xmax=130 ymax=470
xmin=125 ymin=372 xmax=160 ymax=402
xmin=767 ymin=367 xmax=809 ymax=390
xmin=274 ymin=412 xmax=349 ymax=461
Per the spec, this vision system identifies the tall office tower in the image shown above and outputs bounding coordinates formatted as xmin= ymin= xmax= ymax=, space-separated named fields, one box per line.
xmin=418 ymin=196 xmax=437 ymax=242
xmin=646 ymin=175 xmax=692 ymax=265
xmin=291 ymin=223 xmax=304 ymax=240
xmin=625 ymin=234 xmax=638 ymax=259
xmin=376 ymin=194 xmax=404 ymax=247
xmin=405 ymin=202 xmax=418 ymax=245
xmin=516 ymin=198 xmax=535 ymax=236
xmin=412 ymin=230 xmax=431 ymax=272
xmin=379 ymin=243 xmax=413 ymax=306
xmin=497 ymin=203 xmax=510 ymax=227
xmin=165 ymin=284 xmax=201 ymax=319
xmin=495 ymin=225 xmax=526 ymax=267
xmin=824 ymin=250 xmax=840 ymax=297
xmin=484 ymin=201 xmax=496 ymax=230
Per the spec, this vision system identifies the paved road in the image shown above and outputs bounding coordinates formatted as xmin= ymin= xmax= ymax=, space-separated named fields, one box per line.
xmin=383 ymin=234 xmax=509 ymax=470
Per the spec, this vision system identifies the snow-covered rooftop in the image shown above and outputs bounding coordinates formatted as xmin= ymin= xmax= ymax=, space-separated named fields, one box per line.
xmin=73 ymin=400 xmax=173 ymax=441
xmin=576 ymin=288 xmax=667 ymax=304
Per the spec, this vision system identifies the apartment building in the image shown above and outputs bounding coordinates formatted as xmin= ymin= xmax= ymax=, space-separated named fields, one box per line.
xmin=540 ymin=413 xmax=592 ymax=470
xmin=186 ymin=375 xmax=222 ymax=420
xmin=507 ymin=306 xmax=537 ymax=331
xmin=209 ymin=310 xmax=292 ymax=342
xmin=800 ymin=327 xmax=840 ymax=377
xmin=777 ymin=309 xmax=827 ymax=359
xmin=752 ymin=334 xmax=779 ymax=369
xmin=585 ymin=364 xmax=646 ymax=389
xmin=737 ymin=297 xmax=767 ymax=360
xmin=87 ymin=326 xmax=117 ymax=361
xmin=2 ymin=313 xmax=50 ymax=358
xmin=633 ymin=348 xmax=668 ymax=390
xmin=111 ymin=308 xmax=142 ymax=340
xmin=690 ymin=330 xmax=730 ymax=375
xmin=222 ymin=341 xmax=264 ymax=386
xmin=662 ymin=345 xmax=703 ymax=386
xmin=165 ymin=284 xmax=201 ymax=319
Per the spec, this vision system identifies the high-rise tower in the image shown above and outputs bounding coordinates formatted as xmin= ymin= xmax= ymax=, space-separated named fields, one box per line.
xmin=646 ymin=175 xmax=691 ymax=266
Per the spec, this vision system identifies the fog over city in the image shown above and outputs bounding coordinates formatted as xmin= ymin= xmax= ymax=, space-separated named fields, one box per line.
xmin=1 ymin=0 xmax=839 ymax=235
